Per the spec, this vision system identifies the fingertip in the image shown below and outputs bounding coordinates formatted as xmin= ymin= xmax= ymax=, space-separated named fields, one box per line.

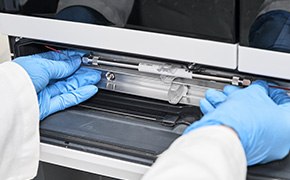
xmin=49 ymin=85 xmax=98 ymax=115
xmin=205 ymin=89 xmax=227 ymax=106
xmin=80 ymin=68 xmax=102 ymax=84
xmin=69 ymin=55 xmax=82 ymax=65
xmin=205 ymin=89 xmax=218 ymax=99
xmin=78 ymin=85 xmax=99 ymax=98
xmin=200 ymin=98 xmax=214 ymax=115
xmin=90 ymin=69 xmax=102 ymax=79
xmin=223 ymin=85 xmax=240 ymax=95
xmin=95 ymin=71 xmax=102 ymax=83
xmin=65 ymin=55 xmax=82 ymax=73
xmin=96 ymin=70 xmax=102 ymax=75
xmin=70 ymin=85 xmax=98 ymax=105
xmin=87 ymin=85 xmax=99 ymax=94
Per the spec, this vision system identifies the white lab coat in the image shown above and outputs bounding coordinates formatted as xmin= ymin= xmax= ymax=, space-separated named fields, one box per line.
xmin=0 ymin=62 xmax=39 ymax=180
xmin=142 ymin=126 xmax=247 ymax=180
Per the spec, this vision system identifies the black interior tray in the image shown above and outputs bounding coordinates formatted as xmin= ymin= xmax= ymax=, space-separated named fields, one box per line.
xmin=248 ymin=155 xmax=290 ymax=180
xmin=40 ymin=90 xmax=200 ymax=165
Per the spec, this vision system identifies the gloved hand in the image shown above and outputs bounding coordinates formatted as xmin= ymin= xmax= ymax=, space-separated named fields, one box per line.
xmin=199 ymin=86 xmax=239 ymax=115
xmin=184 ymin=81 xmax=290 ymax=165
xmin=14 ymin=50 xmax=83 ymax=93
xmin=38 ymin=67 xmax=101 ymax=120
xmin=14 ymin=50 xmax=101 ymax=120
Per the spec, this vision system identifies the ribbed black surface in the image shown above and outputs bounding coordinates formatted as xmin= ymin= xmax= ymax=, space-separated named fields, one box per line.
xmin=40 ymin=91 xmax=200 ymax=165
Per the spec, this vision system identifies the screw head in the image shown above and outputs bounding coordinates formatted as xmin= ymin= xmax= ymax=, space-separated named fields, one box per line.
xmin=105 ymin=72 xmax=115 ymax=81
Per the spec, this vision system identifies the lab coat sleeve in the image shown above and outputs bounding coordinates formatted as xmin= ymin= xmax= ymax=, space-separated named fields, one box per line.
xmin=0 ymin=62 xmax=39 ymax=180
xmin=142 ymin=126 xmax=247 ymax=180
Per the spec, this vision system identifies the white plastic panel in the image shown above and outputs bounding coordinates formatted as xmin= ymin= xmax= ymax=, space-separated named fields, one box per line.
xmin=0 ymin=13 xmax=237 ymax=69
xmin=40 ymin=143 xmax=149 ymax=180
xmin=0 ymin=33 xmax=11 ymax=62
xmin=239 ymin=46 xmax=290 ymax=80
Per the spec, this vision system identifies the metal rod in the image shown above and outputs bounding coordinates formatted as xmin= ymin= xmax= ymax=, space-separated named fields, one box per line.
xmin=97 ymin=60 xmax=139 ymax=69
xmin=191 ymin=73 xmax=233 ymax=83
xmin=82 ymin=55 xmax=251 ymax=86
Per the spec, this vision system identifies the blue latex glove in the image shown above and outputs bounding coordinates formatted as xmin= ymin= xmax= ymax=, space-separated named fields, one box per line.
xmin=185 ymin=81 xmax=290 ymax=165
xmin=14 ymin=50 xmax=101 ymax=120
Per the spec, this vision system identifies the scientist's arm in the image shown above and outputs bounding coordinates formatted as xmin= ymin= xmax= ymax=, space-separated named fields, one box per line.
xmin=0 ymin=62 xmax=39 ymax=180
xmin=142 ymin=126 xmax=246 ymax=180
xmin=0 ymin=50 xmax=101 ymax=179
xmin=143 ymin=81 xmax=290 ymax=180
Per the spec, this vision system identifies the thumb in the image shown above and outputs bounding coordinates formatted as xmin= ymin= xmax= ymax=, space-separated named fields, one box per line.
xmin=45 ymin=55 xmax=81 ymax=80
xmin=200 ymin=98 xmax=215 ymax=114
xmin=205 ymin=89 xmax=227 ymax=107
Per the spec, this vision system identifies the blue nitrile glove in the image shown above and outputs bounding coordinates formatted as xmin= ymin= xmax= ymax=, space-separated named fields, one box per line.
xmin=184 ymin=81 xmax=290 ymax=165
xmin=14 ymin=50 xmax=84 ymax=93
xmin=14 ymin=50 xmax=101 ymax=120
xmin=199 ymin=86 xmax=240 ymax=114
xmin=38 ymin=67 xmax=101 ymax=120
